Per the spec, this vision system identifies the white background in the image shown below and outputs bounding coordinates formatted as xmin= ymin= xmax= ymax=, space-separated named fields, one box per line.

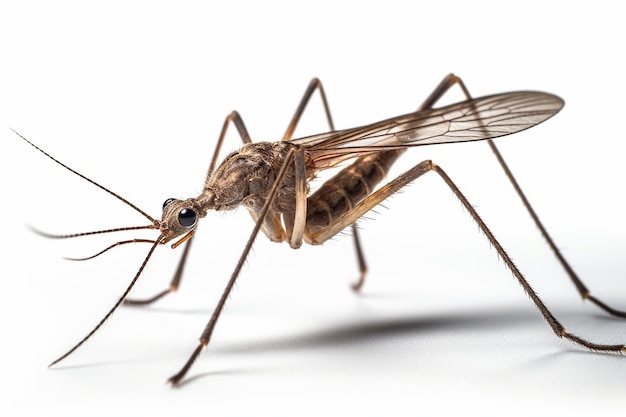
xmin=1 ymin=1 xmax=625 ymax=416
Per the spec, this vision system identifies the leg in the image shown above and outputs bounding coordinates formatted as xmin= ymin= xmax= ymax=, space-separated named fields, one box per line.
xmin=419 ymin=73 xmax=626 ymax=318
xmin=50 ymin=238 xmax=164 ymax=367
xmin=168 ymin=147 xmax=299 ymax=386
xmin=350 ymin=224 xmax=367 ymax=291
xmin=282 ymin=77 xmax=335 ymax=139
xmin=125 ymin=111 xmax=255 ymax=306
xmin=208 ymin=111 xmax=253 ymax=176
xmin=124 ymin=235 xmax=194 ymax=305
xmin=485 ymin=140 xmax=626 ymax=317
xmin=283 ymin=78 xmax=369 ymax=289
xmin=254 ymin=146 xmax=306 ymax=249
xmin=307 ymin=159 xmax=626 ymax=354
xmin=290 ymin=146 xmax=308 ymax=249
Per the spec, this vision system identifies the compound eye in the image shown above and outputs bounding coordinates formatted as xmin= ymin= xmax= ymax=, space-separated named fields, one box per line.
xmin=178 ymin=208 xmax=197 ymax=228
xmin=162 ymin=198 xmax=177 ymax=210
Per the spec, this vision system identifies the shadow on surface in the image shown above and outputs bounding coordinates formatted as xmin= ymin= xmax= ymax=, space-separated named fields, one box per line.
xmin=213 ymin=306 xmax=549 ymax=354
xmin=50 ymin=304 xmax=626 ymax=389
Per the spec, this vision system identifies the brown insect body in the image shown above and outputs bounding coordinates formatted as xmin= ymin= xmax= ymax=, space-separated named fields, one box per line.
xmin=305 ymin=149 xmax=403 ymax=239
xmin=162 ymin=89 xmax=565 ymax=249
xmin=14 ymin=74 xmax=626 ymax=387
xmin=161 ymin=141 xmax=298 ymax=245
xmin=168 ymin=141 xmax=403 ymax=246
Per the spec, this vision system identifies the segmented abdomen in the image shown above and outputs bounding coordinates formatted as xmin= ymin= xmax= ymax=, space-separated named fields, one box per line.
xmin=305 ymin=150 xmax=403 ymax=234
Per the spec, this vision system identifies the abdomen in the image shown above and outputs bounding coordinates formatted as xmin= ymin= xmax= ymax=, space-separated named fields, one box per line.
xmin=305 ymin=149 xmax=403 ymax=235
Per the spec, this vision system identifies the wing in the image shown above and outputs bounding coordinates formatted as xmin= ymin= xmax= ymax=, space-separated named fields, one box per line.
xmin=293 ymin=91 xmax=564 ymax=164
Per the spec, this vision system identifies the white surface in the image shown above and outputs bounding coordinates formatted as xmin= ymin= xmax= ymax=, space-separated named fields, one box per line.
xmin=1 ymin=1 xmax=625 ymax=416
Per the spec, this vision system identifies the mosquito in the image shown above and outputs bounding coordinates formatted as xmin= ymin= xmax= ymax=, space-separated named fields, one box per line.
xmin=14 ymin=73 xmax=626 ymax=386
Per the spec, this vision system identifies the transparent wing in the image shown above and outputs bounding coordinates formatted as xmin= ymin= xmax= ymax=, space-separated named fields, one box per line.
xmin=293 ymin=91 xmax=564 ymax=164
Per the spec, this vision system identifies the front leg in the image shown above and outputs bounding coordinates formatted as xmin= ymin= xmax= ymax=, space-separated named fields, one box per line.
xmin=124 ymin=111 xmax=256 ymax=306
xmin=168 ymin=147 xmax=299 ymax=386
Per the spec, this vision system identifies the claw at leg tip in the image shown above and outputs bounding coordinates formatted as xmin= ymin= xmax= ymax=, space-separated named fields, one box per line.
xmin=351 ymin=274 xmax=365 ymax=293
xmin=167 ymin=375 xmax=182 ymax=387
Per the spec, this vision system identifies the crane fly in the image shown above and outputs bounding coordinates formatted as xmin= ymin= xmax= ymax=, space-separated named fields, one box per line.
xmin=14 ymin=74 xmax=626 ymax=386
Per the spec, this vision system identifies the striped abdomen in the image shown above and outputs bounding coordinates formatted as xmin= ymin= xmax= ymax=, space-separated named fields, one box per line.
xmin=305 ymin=149 xmax=403 ymax=236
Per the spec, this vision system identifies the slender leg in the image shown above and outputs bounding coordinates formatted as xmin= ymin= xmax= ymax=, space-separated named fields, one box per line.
xmin=124 ymin=235 xmax=195 ymax=305
xmin=344 ymin=74 xmax=473 ymax=290
xmin=269 ymin=146 xmax=307 ymax=249
xmin=282 ymin=77 xmax=336 ymax=138
xmin=168 ymin=147 xmax=298 ymax=386
xmin=124 ymin=111 xmax=255 ymax=306
xmin=350 ymin=224 xmax=367 ymax=291
xmin=417 ymin=73 xmax=626 ymax=318
xmin=283 ymin=78 xmax=369 ymax=289
xmin=50 ymin=238 xmax=164 ymax=367
xmin=289 ymin=146 xmax=308 ymax=249
xmin=208 ymin=111 xmax=253 ymax=176
xmin=308 ymin=158 xmax=624 ymax=353
xmin=485 ymin=140 xmax=626 ymax=317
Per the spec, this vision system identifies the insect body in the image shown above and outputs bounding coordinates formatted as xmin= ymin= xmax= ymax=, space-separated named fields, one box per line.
xmin=162 ymin=90 xmax=562 ymax=249
xmin=14 ymin=74 xmax=626 ymax=386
